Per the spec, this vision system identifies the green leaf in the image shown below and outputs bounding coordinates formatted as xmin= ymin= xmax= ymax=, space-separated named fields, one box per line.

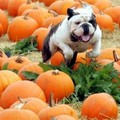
xmin=2 ymin=63 xmax=8 ymax=70
xmin=22 ymin=71 xmax=39 ymax=81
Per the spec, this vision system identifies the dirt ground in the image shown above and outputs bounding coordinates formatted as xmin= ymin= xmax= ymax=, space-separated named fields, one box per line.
xmin=0 ymin=0 xmax=120 ymax=119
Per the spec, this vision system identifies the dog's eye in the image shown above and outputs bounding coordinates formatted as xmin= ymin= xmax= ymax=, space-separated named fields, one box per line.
xmin=75 ymin=21 xmax=80 ymax=25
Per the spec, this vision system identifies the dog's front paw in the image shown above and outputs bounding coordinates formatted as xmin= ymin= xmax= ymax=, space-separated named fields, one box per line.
xmin=87 ymin=50 xmax=100 ymax=58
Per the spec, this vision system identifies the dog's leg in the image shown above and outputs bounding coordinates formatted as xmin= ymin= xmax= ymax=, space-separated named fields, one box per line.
xmin=87 ymin=39 xmax=101 ymax=58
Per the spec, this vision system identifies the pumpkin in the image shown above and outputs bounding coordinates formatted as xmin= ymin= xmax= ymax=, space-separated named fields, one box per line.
xmin=81 ymin=0 xmax=98 ymax=4
xmin=0 ymin=0 xmax=9 ymax=10
xmin=18 ymin=62 xmax=43 ymax=80
xmin=42 ymin=12 xmax=66 ymax=28
xmin=36 ymin=69 xmax=74 ymax=102
xmin=0 ymin=23 xmax=3 ymax=37
xmin=94 ymin=0 xmax=113 ymax=11
xmin=38 ymin=99 xmax=78 ymax=120
xmin=50 ymin=51 xmax=65 ymax=66
xmin=10 ymin=97 xmax=48 ymax=114
xmin=17 ymin=0 xmax=36 ymax=16
xmin=0 ymin=107 xmax=3 ymax=111
xmin=32 ymin=27 xmax=50 ymax=51
xmin=41 ymin=0 xmax=57 ymax=6
xmin=1 ymin=56 xmax=31 ymax=73
xmin=96 ymin=48 xmax=120 ymax=61
xmin=95 ymin=12 xmax=114 ymax=31
xmin=0 ymin=109 xmax=39 ymax=120
xmin=52 ymin=115 xmax=77 ymax=120
xmin=22 ymin=7 xmax=53 ymax=27
xmin=7 ymin=0 xmax=27 ymax=16
xmin=7 ymin=15 xmax=39 ymax=42
xmin=81 ymin=93 xmax=118 ymax=119
xmin=0 ymin=70 xmax=22 ymax=97
xmin=0 ymin=9 xmax=9 ymax=34
xmin=0 ymin=81 xmax=46 ymax=108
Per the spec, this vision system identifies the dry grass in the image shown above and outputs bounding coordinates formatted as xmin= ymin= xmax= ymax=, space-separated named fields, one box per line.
xmin=0 ymin=0 xmax=120 ymax=119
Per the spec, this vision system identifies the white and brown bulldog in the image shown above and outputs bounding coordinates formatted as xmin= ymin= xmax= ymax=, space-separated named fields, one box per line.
xmin=42 ymin=4 xmax=102 ymax=67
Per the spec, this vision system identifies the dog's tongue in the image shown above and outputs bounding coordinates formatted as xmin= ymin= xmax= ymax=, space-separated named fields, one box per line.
xmin=81 ymin=35 xmax=90 ymax=42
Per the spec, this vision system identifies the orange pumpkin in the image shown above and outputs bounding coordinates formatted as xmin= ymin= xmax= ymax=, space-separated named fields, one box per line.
xmin=52 ymin=115 xmax=77 ymax=120
xmin=0 ymin=109 xmax=39 ymax=120
xmin=7 ymin=0 xmax=27 ymax=16
xmin=36 ymin=69 xmax=74 ymax=102
xmin=0 ymin=9 xmax=9 ymax=34
xmin=10 ymin=97 xmax=48 ymax=114
xmin=32 ymin=27 xmax=50 ymax=51
xmin=17 ymin=0 xmax=35 ymax=16
xmin=0 ymin=70 xmax=22 ymax=97
xmin=1 ymin=56 xmax=31 ymax=73
xmin=0 ymin=0 xmax=9 ymax=10
xmin=50 ymin=51 xmax=65 ymax=66
xmin=0 ymin=23 xmax=3 ymax=37
xmin=81 ymin=0 xmax=98 ymax=4
xmin=41 ymin=0 xmax=57 ymax=6
xmin=7 ymin=15 xmax=39 ymax=42
xmin=18 ymin=62 xmax=43 ymax=80
xmin=38 ymin=104 xmax=78 ymax=120
xmin=81 ymin=93 xmax=118 ymax=119
xmin=95 ymin=12 xmax=114 ymax=31
xmin=0 ymin=81 xmax=46 ymax=108
xmin=94 ymin=0 xmax=113 ymax=11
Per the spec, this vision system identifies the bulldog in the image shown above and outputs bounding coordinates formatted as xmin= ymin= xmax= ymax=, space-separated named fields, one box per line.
xmin=42 ymin=3 xmax=102 ymax=67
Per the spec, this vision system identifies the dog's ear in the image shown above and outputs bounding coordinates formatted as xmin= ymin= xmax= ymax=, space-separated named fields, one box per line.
xmin=67 ymin=8 xmax=75 ymax=20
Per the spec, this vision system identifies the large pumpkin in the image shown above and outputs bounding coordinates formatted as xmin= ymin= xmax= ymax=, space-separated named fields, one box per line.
xmin=0 ymin=109 xmax=39 ymax=120
xmin=81 ymin=93 xmax=118 ymax=119
xmin=36 ymin=69 xmax=74 ymax=102
xmin=7 ymin=15 xmax=39 ymax=42
xmin=0 ymin=70 xmax=22 ymax=97
xmin=10 ymin=97 xmax=48 ymax=114
xmin=0 ymin=81 xmax=46 ymax=108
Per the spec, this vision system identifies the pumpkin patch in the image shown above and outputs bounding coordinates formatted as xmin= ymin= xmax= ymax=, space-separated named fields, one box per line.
xmin=0 ymin=0 xmax=120 ymax=119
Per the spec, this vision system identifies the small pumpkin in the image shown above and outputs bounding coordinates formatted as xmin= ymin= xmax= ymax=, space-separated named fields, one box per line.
xmin=7 ymin=15 xmax=39 ymax=42
xmin=7 ymin=0 xmax=27 ymax=16
xmin=0 ymin=109 xmax=39 ymax=120
xmin=32 ymin=27 xmax=50 ymax=51
xmin=81 ymin=93 xmax=118 ymax=119
xmin=1 ymin=55 xmax=31 ymax=73
xmin=0 ymin=9 xmax=9 ymax=34
xmin=36 ymin=69 xmax=74 ymax=102
xmin=0 ymin=81 xmax=46 ymax=108
xmin=10 ymin=97 xmax=48 ymax=114
xmin=0 ymin=70 xmax=22 ymax=97
xmin=18 ymin=62 xmax=43 ymax=80
xmin=95 ymin=12 xmax=114 ymax=31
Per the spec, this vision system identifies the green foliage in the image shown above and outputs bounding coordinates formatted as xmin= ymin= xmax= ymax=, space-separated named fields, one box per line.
xmin=3 ymin=36 xmax=38 ymax=56
xmin=39 ymin=62 xmax=120 ymax=103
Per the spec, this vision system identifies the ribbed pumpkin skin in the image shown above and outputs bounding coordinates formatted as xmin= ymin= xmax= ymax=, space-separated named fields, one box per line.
xmin=1 ymin=56 xmax=31 ymax=72
xmin=10 ymin=97 xmax=48 ymax=114
xmin=36 ymin=70 xmax=74 ymax=102
xmin=0 ymin=70 xmax=22 ymax=96
xmin=0 ymin=109 xmax=39 ymax=120
xmin=7 ymin=16 xmax=39 ymax=42
xmin=53 ymin=115 xmax=77 ymax=120
xmin=0 ymin=0 xmax=9 ymax=10
xmin=81 ymin=93 xmax=118 ymax=120
xmin=38 ymin=104 xmax=78 ymax=120
xmin=0 ymin=81 xmax=46 ymax=108
xmin=18 ymin=62 xmax=43 ymax=80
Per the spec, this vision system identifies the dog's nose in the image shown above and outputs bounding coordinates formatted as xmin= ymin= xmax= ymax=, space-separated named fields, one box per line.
xmin=82 ymin=23 xmax=89 ymax=35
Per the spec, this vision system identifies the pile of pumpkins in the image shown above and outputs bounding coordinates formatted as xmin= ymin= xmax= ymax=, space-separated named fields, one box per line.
xmin=0 ymin=0 xmax=120 ymax=119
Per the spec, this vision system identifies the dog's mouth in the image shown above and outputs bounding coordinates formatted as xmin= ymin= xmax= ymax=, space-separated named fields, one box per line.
xmin=72 ymin=33 xmax=93 ymax=43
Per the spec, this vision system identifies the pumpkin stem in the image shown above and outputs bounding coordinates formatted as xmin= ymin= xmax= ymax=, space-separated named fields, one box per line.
xmin=0 ymin=51 xmax=3 ymax=57
xmin=48 ymin=10 xmax=58 ymax=17
xmin=26 ymin=0 xmax=32 ymax=4
xmin=23 ymin=12 xmax=29 ymax=20
xmin=49 ymin=93 xmax=55 ymax=107
xmin=52 ymin=69 xmax=60 ymax=75
xmin=113 ymin=50 xmax=120 ymax=62
xmin=18 ymin=96 xmax=27 ymax=104
xmin=15 ymin=56 xmax=23 ymax=63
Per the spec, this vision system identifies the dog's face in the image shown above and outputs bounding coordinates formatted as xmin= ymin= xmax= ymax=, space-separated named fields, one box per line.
xmin=67 ymin=5 xmax=97 ymax=43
